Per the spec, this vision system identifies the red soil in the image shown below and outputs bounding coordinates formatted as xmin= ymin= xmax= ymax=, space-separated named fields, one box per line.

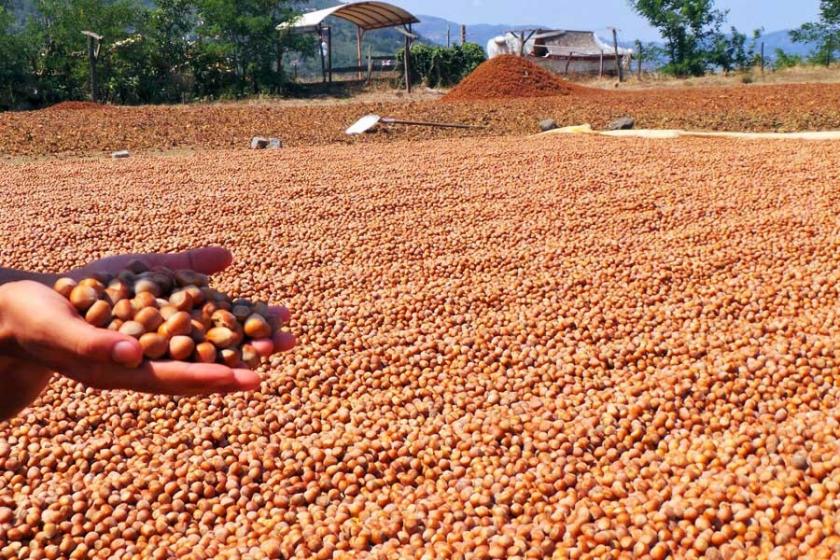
xmin=443 ymin=55 xmax=596 ymax=102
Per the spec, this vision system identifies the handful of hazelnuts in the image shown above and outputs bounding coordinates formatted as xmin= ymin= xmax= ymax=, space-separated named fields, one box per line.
xmin=53 ymin=262 xmax=285 ymax=369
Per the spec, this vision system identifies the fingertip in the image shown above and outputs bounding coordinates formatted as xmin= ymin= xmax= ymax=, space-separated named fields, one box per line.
xmin=192 ymin=246 xmax=233 ymax=273
xmin=112 ymin=339 xmax=143 ymax=368
xmin=272 ymin=331 xmax=296 ymax=352
xmin=251 ymin=339 xmax=275 ymax=357
xmin=269 ymin=306 xmax=291 ymax=324
xmin=232 ymin=369 xmax=261 ymax=391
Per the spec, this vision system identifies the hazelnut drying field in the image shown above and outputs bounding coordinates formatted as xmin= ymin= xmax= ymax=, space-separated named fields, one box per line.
xmin=3 ymin=81 xmax=840 ymax=156
xmin=2 ymin=87 xmax=840 ymax=560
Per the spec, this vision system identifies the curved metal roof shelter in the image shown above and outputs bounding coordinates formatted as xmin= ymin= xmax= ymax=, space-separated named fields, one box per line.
xmin=278 ymin=1 xmax=419 ymax=33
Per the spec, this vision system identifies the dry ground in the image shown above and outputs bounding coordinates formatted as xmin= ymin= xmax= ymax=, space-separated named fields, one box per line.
xmin=1 ymin=132 xmax=839 ymax=559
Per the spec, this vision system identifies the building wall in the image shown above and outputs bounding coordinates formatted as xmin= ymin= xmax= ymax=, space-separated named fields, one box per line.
xmin=531 ymin=56 xmax=631 ymax=77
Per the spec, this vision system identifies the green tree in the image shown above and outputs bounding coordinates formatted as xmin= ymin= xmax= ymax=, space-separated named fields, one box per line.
xmin=773 ymin=49 xmax=803 ymax=70
xmin=27 ymin=0 xmax=145 ymax=104
xmin=628 ymin=0 xmax=727 ymax=76
xmin=194 ymin=0 xmax=301 ymax=95
xmin=791 ymin=0 xmax=840 ymax=66
xmin=0 ymin=1 xmax=34 ymax=109
xmin=710 ymin=27 xmax=762 ymax=74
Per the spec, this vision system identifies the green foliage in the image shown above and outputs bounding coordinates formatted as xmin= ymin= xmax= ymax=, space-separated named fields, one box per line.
xmin=709 ymin=27 xmax=763 ymax=74
xmin=0 ymin=4 xmax=35 ymax=109
xmin=0 ymin=0 xmax=318 ymax=109
xmin=791 ymin=0 xmax=840 ymax=66
xmin=773 ymin=49 xmax=803 ymax=70
xmin=399 ymin=43 xmax=486 ymax=88
xmin=628 ymin=0 xmax=727 ymax=76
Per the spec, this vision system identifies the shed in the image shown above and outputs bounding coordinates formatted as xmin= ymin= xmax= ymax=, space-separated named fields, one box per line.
xmin=279 ymin=1 xmax=420 ymax=88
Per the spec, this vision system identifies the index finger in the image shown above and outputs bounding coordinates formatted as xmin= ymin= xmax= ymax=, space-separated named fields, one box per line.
xmin=70 ymin=361 xmax=260 ymax=396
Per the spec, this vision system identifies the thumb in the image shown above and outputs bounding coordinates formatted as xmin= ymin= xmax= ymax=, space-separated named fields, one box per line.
xmin=53 ymin=317 xmax=144 ymax=368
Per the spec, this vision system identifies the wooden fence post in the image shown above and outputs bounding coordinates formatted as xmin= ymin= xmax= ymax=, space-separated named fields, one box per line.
xmin=405 ymin=26 xmax=412 ymax=93
xmin=761 ymin=42 xmax=765 ymax=76
xmin=82 ymin=31 xmax=102 ymax=102
xmin=636 ymin=40 xmax=643 ymax=80
xmin=612 ymin=28 xmax=623 ymax=82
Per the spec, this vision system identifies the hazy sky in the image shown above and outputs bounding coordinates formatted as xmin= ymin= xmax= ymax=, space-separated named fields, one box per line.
xmin=394 ymin=0 xmax=821 ymax=41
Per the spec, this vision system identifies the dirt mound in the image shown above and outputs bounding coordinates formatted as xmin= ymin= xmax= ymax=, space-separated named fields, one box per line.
xmin=43 ymin=101 xmax=110 ymax=112
xmin=443 ymin=55 xmax=593 ymax=102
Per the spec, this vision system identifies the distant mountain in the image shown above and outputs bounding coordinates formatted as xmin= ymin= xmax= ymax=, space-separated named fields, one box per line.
xmin=760 ymin=29 xmax=817 ymax=59
xmin=414 ymin=15 xmax=542 ymax=49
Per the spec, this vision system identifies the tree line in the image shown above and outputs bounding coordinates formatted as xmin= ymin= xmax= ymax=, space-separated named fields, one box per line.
xmin=629 ymin=0 xmax=840 ymax=76
xmin=0 ymin=0 xmax=315 ymax=110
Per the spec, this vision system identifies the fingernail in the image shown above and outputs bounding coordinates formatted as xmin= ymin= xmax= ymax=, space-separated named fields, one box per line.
xmin=233 ymin=370 xmax=261 ymax=391
xmin=112 ymin=340 xmax=141 ymax=367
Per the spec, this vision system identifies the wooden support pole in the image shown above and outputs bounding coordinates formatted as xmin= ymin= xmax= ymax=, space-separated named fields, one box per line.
xmin=612 ymin=28 xmax=623 ymax=82
xmin=356 ymin=27 xmax=364 ymax=79
xmin=367 ymin=45 xmax=373 ymax=83
xmin=460 ymin=25 xmax=466 ymax=45
xmin=565 ymin=53 xmax=573 ymax=74
xmin=319 ymin=25 xmax=327 ymax=83
xmin=599 ymin=50 xmax=604 ymax=78
xmin=327 ymin=26 xmax=333 ymax=83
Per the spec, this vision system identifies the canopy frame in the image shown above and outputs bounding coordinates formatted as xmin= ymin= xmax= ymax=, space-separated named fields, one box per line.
xmin=279 ymin=2 xmax=419 ymax=89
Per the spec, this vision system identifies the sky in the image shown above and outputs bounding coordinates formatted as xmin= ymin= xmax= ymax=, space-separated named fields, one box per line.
xmin=393 ymin=0 xmax=822 ymax=41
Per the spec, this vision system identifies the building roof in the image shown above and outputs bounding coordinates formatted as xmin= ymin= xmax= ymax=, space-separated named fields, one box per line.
xmin=278 ymin=1 xmax=419 ymax=33
xmin=537 ymin=30 xmax=633 ymax=57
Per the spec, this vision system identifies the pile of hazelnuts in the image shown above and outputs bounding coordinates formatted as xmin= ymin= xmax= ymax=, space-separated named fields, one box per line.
xmin=53 ymin=262 xmax=282 ymax=369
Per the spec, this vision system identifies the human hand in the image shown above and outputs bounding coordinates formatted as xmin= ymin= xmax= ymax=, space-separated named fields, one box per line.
xmin=67 ymin=246 xmax=294 ymax=357
xmin=0 ymin=247 xmax=295 ymax=420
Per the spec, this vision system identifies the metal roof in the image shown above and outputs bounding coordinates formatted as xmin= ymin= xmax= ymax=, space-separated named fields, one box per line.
xmin=278 ymin=2 xmax=419 ymax=33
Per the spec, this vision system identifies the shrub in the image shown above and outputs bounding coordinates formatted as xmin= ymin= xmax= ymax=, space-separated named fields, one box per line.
xmin=400 ymin=43 xmax=487 ymax=88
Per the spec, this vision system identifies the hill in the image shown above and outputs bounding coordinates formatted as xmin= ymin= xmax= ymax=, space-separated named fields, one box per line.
xmin=414 ymin=14 xmax=541 ymax=49
xmin=761 ymin=29 xmax=817 ymax=58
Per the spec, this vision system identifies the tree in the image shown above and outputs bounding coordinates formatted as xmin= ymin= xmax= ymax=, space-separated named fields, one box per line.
xmin=628 ymin=0 xmax=727 ymax=76
xmin=710 ymin=27 xmax=762 ymax=74
xmin=0 ymin=1 xmax=34 ymax=109
xmin=27 ymin=0 xmax=144 ymax=104
xmin=194 ymin=0 xmax=302 ymax=95
xmin=791 ymin=0 xmax=840 ymax=66
xmin=773 ymin=49 xmax=803 ymax=70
